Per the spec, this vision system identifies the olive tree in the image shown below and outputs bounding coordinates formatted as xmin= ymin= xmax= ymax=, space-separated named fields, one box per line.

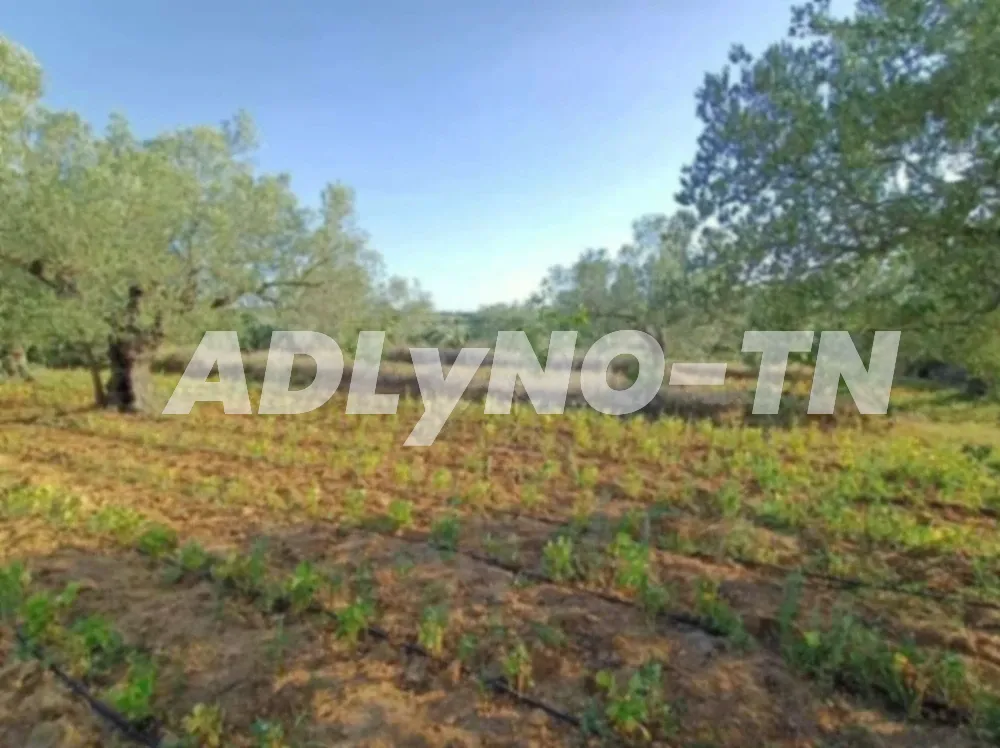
xmin=0 ymin=37 xmax=385 ymax=410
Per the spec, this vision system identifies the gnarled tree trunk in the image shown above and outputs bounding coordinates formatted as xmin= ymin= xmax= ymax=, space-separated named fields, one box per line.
xmin=106 ymin=337 xmax=157 ymax=413
xmin=104 ymin=284 xmax=162 ymax=413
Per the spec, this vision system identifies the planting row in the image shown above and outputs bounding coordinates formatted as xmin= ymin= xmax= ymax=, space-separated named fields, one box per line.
xmin=2 ymin=481 xmax=999 ymax=744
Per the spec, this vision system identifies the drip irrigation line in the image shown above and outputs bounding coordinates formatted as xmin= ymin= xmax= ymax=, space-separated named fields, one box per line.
xmin=262 ymin=526 xmax=978 ymax=730
xmin=143 ymin=551 xmax=590 ymax=737
xmin=10 ymin=421 xmax=1000 ymax=612
xmin=12 ymin=628 xmax=162 ymax=747
xmin=363 ymin=624 xmax=585 ymax=730
xmin=145 ymin=518 xmax=975 ymax=732
xmin=493 ymin=508 xmax=1000 ymax=613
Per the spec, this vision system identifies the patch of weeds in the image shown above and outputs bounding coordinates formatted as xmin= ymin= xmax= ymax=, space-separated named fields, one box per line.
xmin=335 ymin=597 xmax=374 ymax=647
xmin=266 ymin=617 xmax=292 ymax=669
xmin=89 ymin=506 xmax=145 ymax=544
xmin=0 ymin=562 xmax=30 ymax=621
xmin=430 ymin=514 xmax=460 ymax=553
xmin=542 ymin=535 xmax=576 ymax=582
xmin=539 ymin=459 xmax=561 ymax=481
xmin=777 ymin=574 xmax=975 ymax=717
xmin=20 ymin=582 xmax=79 ymax=643
xmin=500 ymin=638 xmax=533 ymax=693
xmin=593 ymin=661 xmax=678 ymax=741
xmin=251 ymin=720 xmax=289 ymax=748
xmin=431 ymin=468 xmax=453 ymax=492
xmin=181 ymin=703 xmax=225 ymax=747
xmin=385 ymin=499 xmax=414 ymax=532
xmin=609 ymin=532 xmax=651 ymax=593
xmin=464 ymin=479 xmax=492 ymax=506
xmin=714 ymin=481 xmax=743 ymax=519
xmin=614 ymin=508 xmax=648 ymax=541
xmin=519 ymin=483 xmax=542 ymax=509
xmin=136 ymin=524 xmax=178 ymax=560
xmin=417 ymin=605 xmax=448 ymax=656
xmin=619 ymin=468 xmax=645 ymax=499
xmin=530 ymin=620 xmax=567 ymax=649
xmin=575 ymin=464 xmax=600 ymax=490
xmin=392 ymin=552 xmax=416 ymax=578
xmin=457 ymin=633 xmax=479 ymax=669
xmin=283 ymin=562 xmax=324 ymax=614
xmin=212 ymin=541 xmax=269 ymax=596
xmin=105 ymin=654 xmax=158 ymax=722
xmin=974 ymin=694 xmax=1000 ymax=745
xmin=177 ymin=541 xmax=213 ymax=575
xmin=637 ymin=579 xmax=671 ymax=623
xmin=66 ymin=615 xmax=126 ymax=678
xmin=695 ymin=579 xmax=752 ymax=649
xmin=483 ymin=533 xmax=520 ymax=564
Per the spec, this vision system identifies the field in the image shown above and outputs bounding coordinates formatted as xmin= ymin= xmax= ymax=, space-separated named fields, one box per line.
xmin=2 ymin=369 xmax=1000 ymax=747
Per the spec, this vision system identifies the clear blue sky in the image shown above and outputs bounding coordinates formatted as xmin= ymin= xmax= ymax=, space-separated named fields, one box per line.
xmin=3 ymin=1 xmax=847 ymax=311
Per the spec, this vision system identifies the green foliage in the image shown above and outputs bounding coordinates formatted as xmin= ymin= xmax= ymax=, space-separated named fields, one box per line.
xmin=283 ymin=562 xmax=324 ymax=614
xmin=212 ymin=542 xmax=268 ymax=596
xmin=89 ymin=506 xmax=144 ymax=543
xmin=417 ymin=605 xmax=448 ymax=656
xmin=335 ymin=598 xmax=374 ymax=647
xmin=695 ymin=579 xmax=751 ymax=649
xmin=0 ymin=484 xmax=82 ymax=525
xmin=182 ymin=703 xmax=225 ymax=747
xmin=500 ymin=638 xmax=533 ymax=693
xmin=679 ymin=0 xmax=1000 ymax=379
xmin=251 ymin=720 xmax=289 ymax=748
xmin=0 ymin=562 xmax=30 ymax=621
xmin=542 ymin=535 xmax=576 ymax=582
xmin=594 ymin=662 xmax=677 ymax=740
xmin=20 ymin=582 xmax=79 ymax=642
xmin=385 ymin=499 xmax=414 ymax=532
xmin=457 ymin=633 xmax=479 ymax=667
xmin=430 ymin=514 xmax=460 ymax=552
xmin=778 ymin=574 xmax=977 ymax=717
xmin=67 ymin=615 xmax=126 ymax=677
xmin=535 ymin=211 xmax=739 ymax=359
xmin=343 ymin=489 xmax=368 ymax=526
xmin=608 ymin=532 xmax=652 ymax=593
xmin=0 ymin=36 xmax=433 ymax=403
xmin=177 ymin=541 xmax=213 ymax=575
xmin=136 ymin=524 xmax=179 ymax=559
xmin=106 ymin=654 xmax=158 ymax=722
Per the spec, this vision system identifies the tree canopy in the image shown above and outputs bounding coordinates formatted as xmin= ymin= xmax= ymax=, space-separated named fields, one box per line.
xmin=0 ymin=37 xmax=429 ymax=408
xmin=677 ymin=0 xmax=1000 ymax=376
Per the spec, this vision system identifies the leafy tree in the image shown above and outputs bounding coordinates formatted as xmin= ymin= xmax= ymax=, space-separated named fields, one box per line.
xmin=678 ymin=0 xmax=1000 ymax=380
xmin=0 ymin=37 xmax=400 ymax=410
xmin=538 ymin=210 xmax=742 ymax=359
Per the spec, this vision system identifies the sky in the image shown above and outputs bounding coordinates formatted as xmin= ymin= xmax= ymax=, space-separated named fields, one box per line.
xmin=3 ymin=1 xmax=847 ymax=311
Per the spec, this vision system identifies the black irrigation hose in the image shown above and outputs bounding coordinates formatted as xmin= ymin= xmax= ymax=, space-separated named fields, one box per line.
xmin=6 ymin=428 xmax=988 ymax=733
xmin=267 ymin=524 xmax=979 ymax=730
xmin=494 ymin=507 xmax=1000 ymax=613
xmin=142 ymin=517 xmax=977 ymax=732
xmin=144 ymin=552 xmax=590 ymax=737
xmin=18 ymin=419 xmax=1000 ymax=615
xmin=11 ymin=420 xmax=1000 ymax=612
xmin=456 ymin=547 xmax=719 ymax=634
xmin=11 ymin=628 xmax=162 ymax=747
xmin=363 ymin=624 xmax=586 ymax=730
xmin=458 ymin=542 xmax=978 ymax=728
